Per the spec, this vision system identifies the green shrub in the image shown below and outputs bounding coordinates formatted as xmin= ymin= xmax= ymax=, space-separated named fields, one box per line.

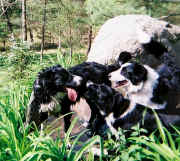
xmin=6 ymin=40 xmax=36 ymax=79
xmin=103 ymin=112 xmax=180 ymax=161
xmin=130 ymin=111 xmax=180 ymax=161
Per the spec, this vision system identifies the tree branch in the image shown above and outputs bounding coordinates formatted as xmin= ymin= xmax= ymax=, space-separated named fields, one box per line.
xmin=158 ymin=13 xmax=180 ymax=20
xmin=0 ymin=0 xmax=18 ymax=17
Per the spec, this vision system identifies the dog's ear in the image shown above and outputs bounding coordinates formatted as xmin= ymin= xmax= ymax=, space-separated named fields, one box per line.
xmin=125 ymin=63 xmax=147 ymax=85
xmin=107 ymin=52 xmax=131 ymax=72
xmin=118 ymin=52 xmax=132 ymax=66
xmin=133 ymin=63 xmax=147 ymax=84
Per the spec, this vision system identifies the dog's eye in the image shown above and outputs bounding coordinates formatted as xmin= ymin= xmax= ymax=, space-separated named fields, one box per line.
xmin=121 ymin=67 xmax=127 ymax=75
xmin=121 ymin=67 xmax=126 ymax=72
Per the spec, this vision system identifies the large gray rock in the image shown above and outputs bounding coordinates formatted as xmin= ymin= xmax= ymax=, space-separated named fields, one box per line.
xmin=87 ymin=15 xmax=180 ymax=67
xmin=87 ymin=14 xmax=180 ymax=113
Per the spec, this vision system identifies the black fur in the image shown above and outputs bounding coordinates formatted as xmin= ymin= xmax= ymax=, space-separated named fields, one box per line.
xmin=65 ymin=61 xmax=120 ymax=128
xmin=121 ymin=62 xmax=147 ymax=85
xmin=26 ymin=65 xmax=73 ymax=131
xmin=143 ymin=40 xmax=180 ymax=91
xmin=143 ymin=39 xmax=168 ymax=58
xmin=83 ymin=83 xmax=180 ymax=138
xmin=66 ymin=62 xmax=117 ymax=92
xmin=26 ymin=62 xmax=120 ymax=132
xmin=83 ymin=82 xmax=131 ymax=137
xmin=113 ymin=105 xmax=180 ymax=133
xmin=109 ymin=42 xmax=180 ymax=109
xmin=118 ymin=51 xmax=132 ymax=66
xmin=84 ymin=83 xmax=130 ymax=118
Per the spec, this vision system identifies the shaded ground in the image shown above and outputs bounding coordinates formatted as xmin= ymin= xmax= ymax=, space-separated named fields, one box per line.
xmin=44 ymin=98 xmax=91 ymax=140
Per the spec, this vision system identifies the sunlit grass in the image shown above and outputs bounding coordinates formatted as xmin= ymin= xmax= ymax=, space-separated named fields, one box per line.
xmin=0 ymin=83 xmax=102 ymax=161
xmin=129 ymin=111 xmax=180 ymax=161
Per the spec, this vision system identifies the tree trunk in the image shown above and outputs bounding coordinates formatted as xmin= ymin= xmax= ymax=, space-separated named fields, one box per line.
xmin=0 ymin=0 xmax=14 ymax=40
xmin=69 ymin=27 xmax=73 ymax=59
xmin=58 ymin=36 xmax=61 ymax=50
xmin=28 ymin=7 xmax=34 ymax=43
xmin=58 ymin=26 xmax=61 ymax=51
xmin=22 ymin=0 xmax=27 ymax=41
xmin=29 ymin=27 xmax=34 ymax=42
xmin=40 ymin=0 xmax=47 ymax=62
xmin=86 ymin=25 xmax=92 ymax=55
xmin=3 ymin=40 xmax=6 ymax=50
xmin=68 ymin=15 xmax=73 ymax=62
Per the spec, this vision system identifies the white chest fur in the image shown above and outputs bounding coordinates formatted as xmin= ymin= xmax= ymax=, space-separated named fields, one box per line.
xmin=127 ymin=65 xmax=166 ymax=109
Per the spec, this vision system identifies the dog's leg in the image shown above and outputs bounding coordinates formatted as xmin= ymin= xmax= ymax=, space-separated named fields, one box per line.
xmin=105 ymin=113 xmax=119 ymax=139
xmin=25 ymin=91 xmax=49 ymax=131
xmin=61 ymin=95 xmax=73 ymax=132
xmin=90 ymin=115 xmax=107 ymax=136
xmin=85 ymin=107 xmax=98 ymax=136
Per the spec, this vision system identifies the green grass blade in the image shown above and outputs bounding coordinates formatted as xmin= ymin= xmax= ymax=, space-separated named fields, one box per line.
xmin=67 ymin=129 xmax=89 ymax=159
xmin=64 ymin=117 xmax=78 ymax=144
xmin=153 ymin=110 xmax=167 ymax=144
xmin=171 ymin=125 xmax=180 ymax=135
xmin=73 ymin=135 xmax=102 ymax=161
xmin=164 ymin=128 xmax=176 ymax=151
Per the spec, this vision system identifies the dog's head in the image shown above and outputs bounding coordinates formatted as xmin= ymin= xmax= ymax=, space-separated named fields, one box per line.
xmin=33 ymin=65 xmax=72 ymax=104
xmin=84 ymin=82 xmax=115 ymax=114
xmin=84 ymin=82 xmax=130 ymax=117
xmin=65 ymin=62 xmax=113 ymax=102
xmin=109 ymin=62 xmax=147 ymax=93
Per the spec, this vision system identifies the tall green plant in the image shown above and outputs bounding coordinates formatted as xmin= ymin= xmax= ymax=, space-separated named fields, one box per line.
xmin=0 ymin=83 xmax=103 ymax=161
xmin=7 ymin=40 xmax=36 ymax=79
xmin=130 ymin=111 xmax=180 ymax=161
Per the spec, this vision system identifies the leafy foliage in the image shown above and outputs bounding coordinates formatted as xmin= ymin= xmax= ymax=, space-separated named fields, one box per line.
xmin=0 ymin=90 xmax=102 ymax=161
xmin=85 ymin=0 xmax=180 ymax=26
xmin=130 ymin=111 xmax=180 ymax=161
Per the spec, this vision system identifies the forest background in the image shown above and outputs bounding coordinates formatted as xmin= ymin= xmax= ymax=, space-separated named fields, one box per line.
xmin=1 ymin=0 xmax=180 ymax=57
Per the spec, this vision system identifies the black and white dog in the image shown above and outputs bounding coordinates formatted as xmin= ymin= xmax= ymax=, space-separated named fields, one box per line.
xmin=83 ymin=82 xmax=133 ymax=139
xmin=83 ymin=82 xmax=180 ymax=139
xmin=109 ymin=40 xmax=180 ymax=112
xmin=25 ymin=65 xmax=73 ymax=131
xmin=25 ymin=59 xmax=126 ymax=132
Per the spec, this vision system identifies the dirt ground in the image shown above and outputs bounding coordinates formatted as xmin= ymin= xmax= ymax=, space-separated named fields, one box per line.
xmin=45 ymin=98 xmax=91 ymax=140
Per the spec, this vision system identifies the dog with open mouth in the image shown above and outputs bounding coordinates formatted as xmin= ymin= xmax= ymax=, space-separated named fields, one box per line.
xmin=65 ymin=52 xmax=132 ymax=129
xmin=109 ymin=60 xmax=168 ymax=110
xmin=25 ymin=65 xmax=77 ymax=131
xmin=109 ymin=40 xmax=180 ymax=118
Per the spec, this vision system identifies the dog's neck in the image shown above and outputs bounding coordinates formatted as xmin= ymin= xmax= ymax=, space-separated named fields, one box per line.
xmin=127 ymin=65 xmax=166 ymax=109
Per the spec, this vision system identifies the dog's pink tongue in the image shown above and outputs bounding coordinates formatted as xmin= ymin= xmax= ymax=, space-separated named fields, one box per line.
xmin=66 ymin=88 xmax=77 ymax=102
